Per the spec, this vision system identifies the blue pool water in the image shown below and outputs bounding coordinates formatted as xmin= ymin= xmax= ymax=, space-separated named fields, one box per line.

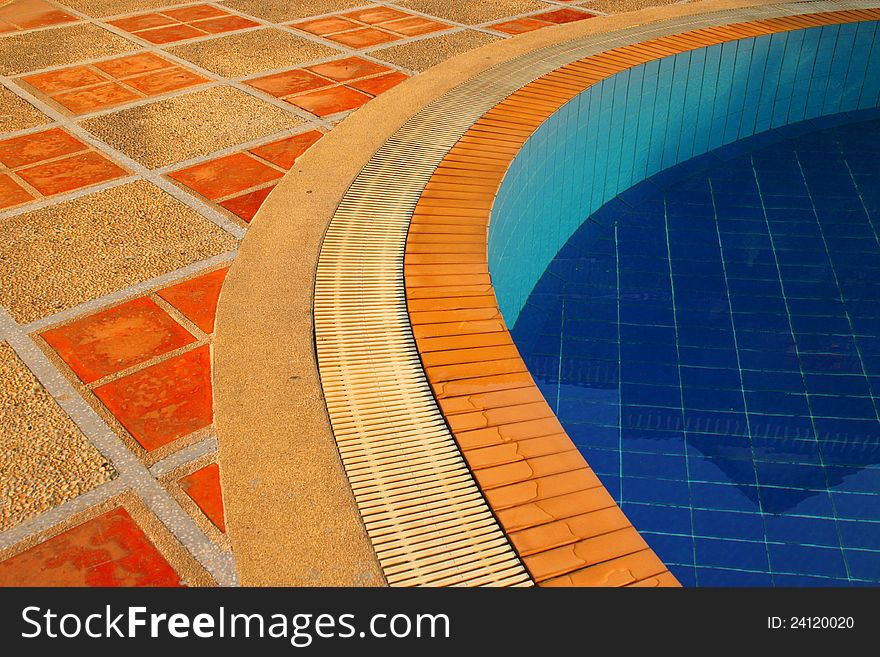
xmin=510 ymin=111 xmax=880 ymax=586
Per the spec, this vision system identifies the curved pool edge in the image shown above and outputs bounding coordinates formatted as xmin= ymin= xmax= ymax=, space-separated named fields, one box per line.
xmin=212 ymin=0 xmax=872 ymax=586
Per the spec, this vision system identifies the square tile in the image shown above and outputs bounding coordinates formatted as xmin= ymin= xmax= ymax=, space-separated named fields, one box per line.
xmin=348 ymin=70 xmax=408 ymax=95
xmin=179 ymin=463 xmax=226 ymax=531
xmin=0 ymin=0 xmax=76 ymax=31
xmin=0 ymin=174 xmax=34 ymax=210
xmin=0 ymin=507 xmax=181 ymax=586
xmin=294 ymin=15 xmax=361 ymax=36
xmin=137 ymin=23 xmax=204 ymax=44
xmin=157 ymin=267 xmax=228 ymax=333
xmin=0 ymin=342 xmax=113 ymax=532
xmin=23 ymin=66 xmax=106 ymax=94
xmin=248 ymin=130 xmax=323 ymax=169
xmin=285 ymin=85 xmax=372 ymax=117
xmin=381 ymin=16 xmax=450 ymax=37
xmin=189 ymin=14 xmax=258 ymax=34
xmin=0 ymin=127 xmax=85 ymax=168
xmin=167 ymin=28 xmax=340 ymax=78
xmin=0 ymin=181 xmax=238 ymax=322
xmin=327 ymin=26 xmax=401 ymax=48
xmin=218 ymin=186 xmax=274 ymax=223
xmin=94 ymin=345 xmax=212 ymax=451
xmin=16 ymin=151 xmax=127 ymax=196
xmin=81 ymin=86 xmax=303 ymax=168
xmin=161 ymin=4 xmax=226 ymax=22
xmin=169 ymin=152 xmax=282 ymax=200
xmin=246 ymin=68 xmax=332 ymax=98
xmin=533 ymin=8 xmax=596 ymax=24
xmin=490 ymin=17 xmax=551 ymax=35
xmin=41 ymin=296 xmax=195 ymax=384
xmin=306 ymin=56 xmax=392 ymax=82
xmin=95 ymin=52 xmax=169 ymax=78
xmin=108 ymin=12 xmax=174 ymax=32
xmin=51 ymin=83 xmax=140 ymax=114
xmin=123 ymin=67 xmax=208 ymax=95
xmin=342 ymin=6 xmax=411 ymax=24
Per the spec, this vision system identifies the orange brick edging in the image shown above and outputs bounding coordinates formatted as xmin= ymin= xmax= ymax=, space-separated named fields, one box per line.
xmin=404 ymin=8 xmax=880 ymax=587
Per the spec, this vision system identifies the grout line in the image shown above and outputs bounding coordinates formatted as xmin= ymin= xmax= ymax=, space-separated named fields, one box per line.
xmin=151 ymin=436 xmax=219 ymax=478
xmin=0 ymin=306 xmax=237 ymax=584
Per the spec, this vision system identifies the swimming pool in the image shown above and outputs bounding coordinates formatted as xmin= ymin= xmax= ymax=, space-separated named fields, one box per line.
xmin=492 ymin=21 xmax=880 ymax=585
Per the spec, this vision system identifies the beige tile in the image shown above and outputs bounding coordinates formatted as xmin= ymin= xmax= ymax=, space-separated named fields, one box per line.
xmin=81 ymin=86 xmax=303 ymax=168
xmin=0 ymin=24 xmax=136 ymax=76
xmin=0 ymin=342 xmax=114 ymax=532
xmin=167 ymin=28 xmax=341 ymax=78
xmin=399 ymin=0 xmax=550 ymax=24
xmin=0 ymin=180 xmax=238 ymax=322
xmin=56 ymin=0 xmax=191 ymax=17
xmin=0 ymin=87 xmax=50 ymax=131
xmin=220 ymin=0 xmax=361 ymax=23
xmin=373 ymin=29 xmax=499 ymax=72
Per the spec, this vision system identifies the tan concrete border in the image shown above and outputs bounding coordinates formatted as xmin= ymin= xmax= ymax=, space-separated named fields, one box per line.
xmin=213 ymin=0 xmax=865 ymax=586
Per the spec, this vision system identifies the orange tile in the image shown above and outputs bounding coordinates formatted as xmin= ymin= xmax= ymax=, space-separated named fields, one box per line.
xmin=109 ymin=12 xmax=175 ymax=33
xmin=41 ymin=296 xmax=195 ymax=384
xmin=348 ymin=70 xmax=408 ymax=96
xmin=16 ymin=151 xmax=127 ymax=196
xmin=509 ymin=506 xmax=631 ymax=556
xmin=52 ymin=82 xmax=140 ymax=113
xmin=381 ymin=16 xmax=449 ymax=37
xmin=496 ymin=487 xmax=617 ymax=532
xmin=307 ymin=56 xmax=391 ymax=82
xmin=0 ymin=128 xmax=85 ymax=168
xmin=249 ymin=130 xmax=323 ymax=169
xmin=170 ymin=152 xmax=282 ymax=200
xmin=294 ymin=15 xmax=361 ymax=36
xmin=491 ymin=18 xmax=550 ymax=35
xmin=246 ymin=68 xmax=332 ymax=98
xmin=157 ymin=268 xmax=229 ymax=334
xmin=179 ymin=463 xmax=226 ymax=532
xmin=124 ymin=67 xmax=208 ymax=95
xmin=523 ymin=527 xmax=647 ymax=582
xmin=138 ymin=23 xmax=205 ymax=44
xmin=544 ymin=549 xmax=668 ymax=587
xmin=190 ymin=14 xmax=259 ymax=34
xmin=219 ymin=186 xmax=274 ymax=222
xmin=343 ymin=6 xmax=410 ymax=24
xmin=4 ymin=0 xmax=76 ymax=30
xmin=161 ymin=4 xmax=227 ymax=22
xmin=483 ymin=468 xmax=601 ymax=511
xmin=95 ymin=53 xmax=172 ymax=78
xmin=328 ymin=27 xmax=400 ymax=48
xmin=23 ymin=65 xmax=106 ymax=94
xmin=0 ymin=174 xmax=34 ymax=210
xmin=94 ymin=345 xmax=213 ymax=452
xmin=0 ymin=20 xmax=15 ymax=33
xmin=533 ymin=8 xmax=596 ymax=24
xmin=0 ymin=507 xmax=183 ymax=587
xmin=286 ymin=85 xmax=372 ymax=117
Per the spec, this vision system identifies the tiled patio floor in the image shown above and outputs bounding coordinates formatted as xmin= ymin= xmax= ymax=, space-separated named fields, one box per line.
xmin=0 ymin=0 xmax=664 ymax=586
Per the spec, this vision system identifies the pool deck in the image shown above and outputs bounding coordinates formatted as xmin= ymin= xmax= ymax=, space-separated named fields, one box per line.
xmin=1 ymin=0 xmax=877 ymax=586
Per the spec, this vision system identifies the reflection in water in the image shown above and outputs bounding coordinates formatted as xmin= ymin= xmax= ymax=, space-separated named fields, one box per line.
xmin=511 ymin=110 xmax=880 ymax=586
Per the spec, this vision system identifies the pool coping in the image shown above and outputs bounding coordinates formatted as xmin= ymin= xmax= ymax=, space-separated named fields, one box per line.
xmin=213 ymin=0 xmax=879 ymax=586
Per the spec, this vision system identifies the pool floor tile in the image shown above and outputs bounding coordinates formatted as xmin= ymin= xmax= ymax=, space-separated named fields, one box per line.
xmin=0 ymin=507 xmax=182 ymax=587
xmin=178 ymin=463 xmax=226 ymax=532
xmin=157 ymin=268 xmax=229 ymax=334
xmin=40 ymin=296 xmax=196 ymax=384
xmin=94 ymin=346 xmax=213 ymax=452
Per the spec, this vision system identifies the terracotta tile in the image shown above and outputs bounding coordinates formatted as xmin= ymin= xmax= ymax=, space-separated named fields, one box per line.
xmin=307 ymin=56 xmax=391 ymax=82
xmin=95 ymin=53 xmax=172 ymax=78
xmin=496 ymin=487 xmax=617 ymax=532
xmin=544 ymin=549 xmax=667 ymax=587
xmin=170 ymin=152 xmax=282 ymax=200
xmin=219 ymin=185 xmax=274 ymax=222
xmin=179 ymin=463 xmax=226 ymax=532
xmin=249 ymin=130 xmax=323 ymax=169
xmin=464 ymin=433 xmax=573 ymax=469
xmin=0 ymin=507 xmax=183 ymax=587
xmin=246 ymin=68 xmax=332 ymax=98
xmin=0 ymin=174 xmax=34 ymax=209
xmin=456 ymin=416 xmax=565 ymax=450
xmin=533 ymin=8 xmax=596 ymax=24
xmin=138 ymin=23 xmax=205 ymax=44
xmin=421 ymin=344 xmax=520 ymax=367
xmin=41 ymin=296 xmax=195 ymax=384
xmin=433 ymin=371 xmax=536 ymax=398
xmin=0 ymin=20 xmax=15 ymax=34
xmin=328 ymin=27 xmax=400 ymax=48
xmin=94 ymin=345 xmax=213 ymax=452
xmin=52 ymin=82 xmax=140 ymax=113
xmin=343 ymin=6 xmax=411 ymax=24
xmin=157 ymin=268 xmax=229 ymax=334
xmin=14 ymin=9 xmax=76 ymax=30
xmin=161 ymin=4 xmax=227 ymax=22
xmin=491 ymin=18 xmax=550 ymax=35
xmin=523 ymin=527 xmax=647 ymax=582
xmin=23 ymin=65 xmax=106 ymax=94
xmin=348 ymin=70 xmax=408 ymax=95
xmin=294 ymin=15 xmax=361 ymax=36
xmin=190 ymin=15 xmax=259 ymax=34
xmin=381 ymin=16 xmax=449 ymax=37
xmin=109 ymin=13 xmax=175 ymax=33
xmin=438 ymin=385 xmax=544 ymax=415
xmin=124 ymin=67 xmax=208 ymax=95
xmin=509 ymin=506 xmax=631 ymax=556
xmin=16 ymin=151 xmax=127 ymax=196
xmin=484 ymin=468 xmax=602 ymax=510
xmin=0 ymin=128 xmax=85 ymax=168
xmin=286 ymin=85 xmax=371 ymax=117
xmin=417 ymin=330 xmax=511 ymax=353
